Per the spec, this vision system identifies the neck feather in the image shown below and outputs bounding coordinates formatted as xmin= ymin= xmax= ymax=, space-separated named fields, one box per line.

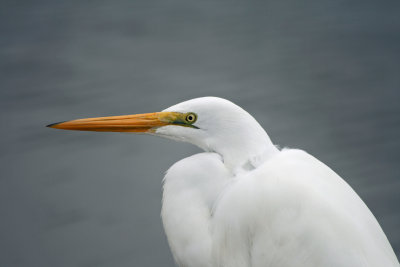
xmin=207 ymin=124 xmax=279 ymax=173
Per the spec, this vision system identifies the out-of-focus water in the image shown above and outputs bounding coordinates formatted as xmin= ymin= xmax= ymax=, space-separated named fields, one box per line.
xmin=1 ymin=0 xmax=399 ymax=266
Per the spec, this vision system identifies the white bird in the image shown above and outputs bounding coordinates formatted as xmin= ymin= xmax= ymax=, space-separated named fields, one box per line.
xmin=48 ymin=97 xmax=399 ymax=267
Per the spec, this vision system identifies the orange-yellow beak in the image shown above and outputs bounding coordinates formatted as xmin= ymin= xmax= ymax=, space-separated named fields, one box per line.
xmin=47 ymin=112 xmax=182 ymax=133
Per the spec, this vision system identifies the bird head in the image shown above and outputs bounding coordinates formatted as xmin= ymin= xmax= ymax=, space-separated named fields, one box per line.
xmin=47 ymin=97 xmax=277 ymax=170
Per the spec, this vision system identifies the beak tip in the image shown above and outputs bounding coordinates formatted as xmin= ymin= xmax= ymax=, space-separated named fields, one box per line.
xmin=46 ymin=121 xmax=65 ymax=128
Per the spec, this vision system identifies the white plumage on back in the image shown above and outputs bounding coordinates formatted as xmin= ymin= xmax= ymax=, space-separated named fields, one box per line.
xmin=162 ymin=149 xmax=398 ymax=267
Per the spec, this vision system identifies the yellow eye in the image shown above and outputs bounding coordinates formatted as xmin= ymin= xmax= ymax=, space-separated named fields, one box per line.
xmin=185 ymin=113 xmax=197 ymax=123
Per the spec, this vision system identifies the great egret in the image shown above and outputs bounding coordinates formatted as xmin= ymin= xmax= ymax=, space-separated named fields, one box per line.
xmin=48 ymin=97 xmax=399 ymax=267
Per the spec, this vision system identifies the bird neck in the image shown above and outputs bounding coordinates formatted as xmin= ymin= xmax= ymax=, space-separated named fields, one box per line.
xmin=208 ymin=128 xmax=279 ymax=174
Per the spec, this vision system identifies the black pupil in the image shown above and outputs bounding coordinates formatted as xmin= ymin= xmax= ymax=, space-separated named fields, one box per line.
xmin=188 ymin=115 xmax=194 ymax=121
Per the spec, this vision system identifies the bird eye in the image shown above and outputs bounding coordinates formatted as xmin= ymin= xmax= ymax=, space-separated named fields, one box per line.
xmin=185 ymin=113 xmax=197 ymax=123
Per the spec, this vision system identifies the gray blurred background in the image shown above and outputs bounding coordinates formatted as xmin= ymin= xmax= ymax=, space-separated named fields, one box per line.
xmin=1 ymin=0 xmax=399 ymax=266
